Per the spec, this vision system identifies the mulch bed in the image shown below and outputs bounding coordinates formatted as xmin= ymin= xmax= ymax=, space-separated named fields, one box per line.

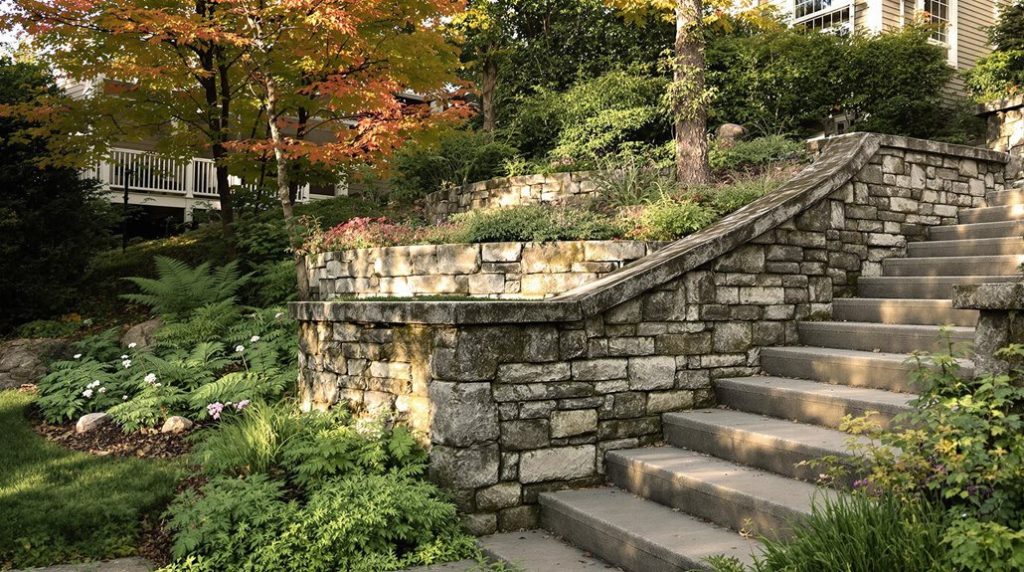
xmin=33 ymin=419 xmax=194 ymax=458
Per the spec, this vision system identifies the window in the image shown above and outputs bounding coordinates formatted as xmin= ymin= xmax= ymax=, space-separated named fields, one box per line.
xmin=922 ymin=0 xmax=950 ymax=42
xmin=793 ymin=0 xmax=853 ymax=32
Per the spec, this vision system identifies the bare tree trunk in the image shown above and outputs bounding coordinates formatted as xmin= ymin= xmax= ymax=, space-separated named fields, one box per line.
xmin=263 ymin=74 xmax=311 ymax=300
xmin=673 ymin=0 xmax=711 ymax=185
xmin=481 ymin=52 xmax=497 ymax=132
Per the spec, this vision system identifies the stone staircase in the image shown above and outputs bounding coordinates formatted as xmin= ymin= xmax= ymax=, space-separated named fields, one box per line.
xmin=469 ymin=181 xmax=1024 ymax=571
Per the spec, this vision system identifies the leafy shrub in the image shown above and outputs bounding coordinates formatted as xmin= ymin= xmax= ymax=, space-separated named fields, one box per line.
xmin=164 ymin=473 xmax=475 ymax=572
xmin=627 ymin=196 xmax=718 ymax=241
xmin=452 ymin=205 xmax=622 ymax=243
xmin=708 ymin=494 xmax=947 ymax=572
xmin=965 ymin=1 xmax=1024 ymax=102
xmin=390 ymin=128 xmax=520 ymax=201
xmin=709 ymin=136 xmax=808 ymax=173
xmin=592 ymin=157 xmax=676 ymax=208
xmin=706 ymin=177 xmax=784 ymax=215
xmin=123 ymin=256 xmax=249 ymax=321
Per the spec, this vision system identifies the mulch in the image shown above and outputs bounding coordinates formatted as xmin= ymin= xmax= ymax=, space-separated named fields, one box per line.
xmin=33 ymin=419 xmax=194 ymax=459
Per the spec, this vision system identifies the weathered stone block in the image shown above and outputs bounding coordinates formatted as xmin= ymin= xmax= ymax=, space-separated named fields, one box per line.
xmin=519 ymin=445 xmax=596 ymax=483
xmin=627 ymin=356 xmax=676 ymax=390
xmin=497 ymin=362 xmax=572 ymax=383
xmin=551 ymin=409 xmax=598 ymax=437
xmin=481 ymin=242 xmax=524 ymax=262
xmin=430 ymin=444 xmax=500 ymax=489
xmin=476 ymin=482 xmax=522 ymax=511
xmin=572 ymin=358 xmax=628 ymax=380
xmin=429 ymin=382 xmax=499 ymax=447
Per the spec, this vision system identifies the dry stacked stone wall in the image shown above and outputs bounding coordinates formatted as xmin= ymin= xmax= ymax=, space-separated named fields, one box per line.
xmin=305 ymin=241 xmax=665 ymax=300
xmin=422 ymin=171 xmax=600 ymax=223
xmin=982 ymin=96 xmax=1024 ymax=158
xmin=292 ymin=134 xmax=1009 ymax=535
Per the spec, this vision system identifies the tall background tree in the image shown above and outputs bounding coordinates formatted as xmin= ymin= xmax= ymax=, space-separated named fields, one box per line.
xmin=0 ymin=58 xmax=114 ymax=333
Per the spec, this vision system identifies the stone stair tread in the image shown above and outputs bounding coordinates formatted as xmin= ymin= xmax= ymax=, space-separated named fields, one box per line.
xmin=857 ymin=274 xmax=1022 ymax=299
xmin=540 ymin=487 xmax=757 ymax=571
xmin=717 ymin=375 xmax=916 ymax=412
xmin=607 ymin=446 xmax=823 ymax=523
xmin=664 ymin=408 xmax=857 ymax=458
xmin=987 ymin=189 xmax=1024 ymax=205
xmin=908 ymin=236 xmax=1024 ymax=257
xmin=882 ymin=254 xmax=1024 ymax=276
xmin=929 ymin=219 xmax=1024 ymax=240
xmin=762 ymin=346 xmax=973 ymax=369
xmin=831 ymin=298 xmax=978 ymax=326
xmin=958 ymin=204 xmax=1024 ymax=224
xmin=477 ymin=530 xmax=622 ymax=571
xmin=798 ymin=320 xmax=973 ymax=336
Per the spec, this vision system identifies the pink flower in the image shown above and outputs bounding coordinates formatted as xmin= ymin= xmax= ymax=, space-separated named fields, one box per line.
xmin=206 ymin=402 xmax=225 ymax=420
xmin=235 ymin=399 xmax=251 ymax=411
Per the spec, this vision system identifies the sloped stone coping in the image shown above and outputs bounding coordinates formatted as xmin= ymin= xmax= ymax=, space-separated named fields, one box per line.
xmin=291 ymin=133 xmax=1008 ymax=325
xmin=954 ymin=281 xmax=1024 ymax=375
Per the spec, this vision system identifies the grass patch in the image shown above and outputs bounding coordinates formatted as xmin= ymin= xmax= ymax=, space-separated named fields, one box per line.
xmin=0 ymin=391 xmax=181 ymax=569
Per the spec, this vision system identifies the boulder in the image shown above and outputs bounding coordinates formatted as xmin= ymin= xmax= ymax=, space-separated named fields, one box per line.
xmin=76 ymin=412 xmax=111 ymax=433
xmin=0 ymin=338 xmax=68 ymax=389
xmin=161 ymin=416 xmax=194 ymax=434
xmin=121 ymin=318 xmax=163 ymax=349
xmin=715 ymin=123 xmax=747 ymax=148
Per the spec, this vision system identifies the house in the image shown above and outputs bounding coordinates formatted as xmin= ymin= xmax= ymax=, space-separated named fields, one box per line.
xmin=764 ymin=0 xmax=1002 ymax=94
xmin=64 ymin=76 xmax=432 ymax=236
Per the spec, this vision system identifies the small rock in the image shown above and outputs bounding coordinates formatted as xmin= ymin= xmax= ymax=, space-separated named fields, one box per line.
xmin=715 ymin=123 xmax=747 ymax=148
xmin=121 ymin=317 xmax=163 ymax=349
xmin=76 ymin=412 xmax=111 ymax=433
xmin=0 ymin=338 xmax=69 ymax=389
xmin=161 ymin=416 xmax=193 ymax=434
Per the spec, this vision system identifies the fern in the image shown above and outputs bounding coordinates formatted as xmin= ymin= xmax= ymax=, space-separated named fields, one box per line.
xmin=107 ymin=384 xmax=189 ymax=432
xmin=189 ymin=369 xmax=293 ymax=415
xmin=122 ymin=256 xmax=249 ymax=320
xmin=155 ymin=300 xmax=243 ymax=349
xmin=190 ymin=402 xmax=304 ymax=477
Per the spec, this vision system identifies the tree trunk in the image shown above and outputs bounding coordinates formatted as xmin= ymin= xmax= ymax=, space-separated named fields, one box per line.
xmin=211 ymin=142 xmax=236 ymax=258
xmin=481 ymin=53 xmax=498 ymax=132
xmin=673 ymin=0 xmax=711 ymax=185
xmin=263 ymin=74 xmax=311 ymax=300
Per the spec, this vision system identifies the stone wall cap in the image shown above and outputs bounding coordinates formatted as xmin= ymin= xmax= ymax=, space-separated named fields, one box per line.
xmin=953 ymin=281 xmax=1024 ymax=310
xmin=977 ymin=95 xmax=1024 ymax=116
xmin=294 ymin=132 xmax=1009 ymax=325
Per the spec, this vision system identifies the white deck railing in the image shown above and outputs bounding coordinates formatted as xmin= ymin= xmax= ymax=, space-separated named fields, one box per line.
xmin=86 ymin=146 xmax=321 ymax=202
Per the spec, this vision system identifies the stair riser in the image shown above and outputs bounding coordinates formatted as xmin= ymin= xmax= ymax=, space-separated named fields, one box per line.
xmin=857 ymin=276 xmax=1019 ymax=299
xmin=761 ymin=352 xmax=918 ymax=393
xmin=663 ymin=418 xmax=849 ymax=483
xmin=908 ymin=238 xmax=1024 ymax=257
xmin=796 ymin=323 xmax=973 ymax=353
xmin=539 ymin=501 xmax=704 ymax=572
xmin=930 ymin=221 xmax=1024 ymax=240
xmin=714 ymin=384 xmax=906 ymax=430
xmin=832 ymin=300 xmax=978 ymax=326
xmin=606 ymin=456 xmax=802 ymax=540
xmin=882 ymin=257 xmax=1024 ymax=277
xmin=958 ymin=207 xmax=1024 ymax=224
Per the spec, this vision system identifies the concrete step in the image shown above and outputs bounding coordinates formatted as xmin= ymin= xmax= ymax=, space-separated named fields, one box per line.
xmin=760 ymin=346 xmax=974 ymax=393
xmin=857 ymin=274 xmax=1021 ymax=299
xmin=606 ymin=447 xmax=825 ymax=540
xmin=929 ymin=219 xmax=1024 ymax=240
xmin=715 ymin=376 xmax=914 ymax=429
xmin=907 ymin=236 xmax=1024 ymax=257
xmin=477 ymin=530 xmax=620 ymax=571
xmin=832 ymin=298 xmax=978 ymax=326
xmin=958 ymin=205 xmax=1024 ymax=224
xmin=986 ymin=189 xmax=1024 ymax=206
xmin=540 ymin=487 xmax=756 ymax=572
xmin=882 ymin=255 xmax=1024 ymax=277
xmin=797 ymin=321 xmax=974 ymax=353
xmin=663 ymin=409 xmax=857 ymax=482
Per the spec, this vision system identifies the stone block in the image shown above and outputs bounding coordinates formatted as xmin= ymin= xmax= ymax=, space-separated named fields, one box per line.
xmin=522 ymin=242 xmax=583 ymax=273
xmin=713 ymin=322 xmax=752 ymax=352
xmin=482 ymin=242 xmax=524 ymax=262
xmin=430 ymin=444 xmax=500 ymax=490
xmin=430 ymin=381 xmax=499 ymax=447
xmin=469 ymin=273 xmax=506 ymax=295
xmin=435 ymin=244 xmax=481 ymax=274
xmin=519 ymin=445 xmax=596 ymax=483
xmin=551 ymin=409 xmax=598 ymax=438
xmin=476 ymin=482 xmax=522 ymax=511
xmin=572 ymin=358 xmax=628 ymax=381
xmin=627 ymin=356 xmax=676 ymax=390
xmin=647 ymin=390 xmax=695 ymax=413
xmin=497 ymin=362 xmax=572 ymax=383
xmin=583 ymin=240 xmax=646 ymax=261
xmin=500 ymin=419 xmax=551 ymax=450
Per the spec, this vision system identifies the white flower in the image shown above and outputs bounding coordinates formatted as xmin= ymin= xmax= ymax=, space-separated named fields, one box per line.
xmin=127 ymin=342 xmax=137 ymax=349
xmin=88 ymin=380 xmax=101 ymax=388
xmin=250 ymin=335 xmax=261 ymax=343
xmin=98 ymin=387 xmax=107 ymax=394
xmin=82 ymin=388 xmax=93 ymax=398
xmin=122 ymin=395 xmax=129 ymax=400
xmin=73 ymin=353 xmax=82 ymax=360
xmin=144 ymin=373 xmax=157 ymax=384
xmin=122 ymin=359 xmax=132 ymax=368
xmin=121 ymin=354 xmax=129 ymax=359
xmin=154 ymin=383 xmax=162 ymax=388
xmin=274 ymin=312 xmax=283 ymax=319
xmin=235 ymin=345 xmax=245 ymax=353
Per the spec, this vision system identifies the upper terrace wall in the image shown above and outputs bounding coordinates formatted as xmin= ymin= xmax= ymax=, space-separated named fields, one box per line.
xmin=291 ymin=134 xmax=1009 ymax=535
xmin=421 ymin=171 xmax=600 ymax=223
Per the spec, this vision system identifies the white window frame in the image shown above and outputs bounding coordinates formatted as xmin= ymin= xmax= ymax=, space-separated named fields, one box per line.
xmin=919 ymin=0 xmax=958 ymax=68
xmin=792 ymin=0 xmax=855 ymax=32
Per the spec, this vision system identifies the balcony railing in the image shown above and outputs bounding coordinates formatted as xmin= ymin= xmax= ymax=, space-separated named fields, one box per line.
xmin=85 ymin=146 xmax=325 ymax=203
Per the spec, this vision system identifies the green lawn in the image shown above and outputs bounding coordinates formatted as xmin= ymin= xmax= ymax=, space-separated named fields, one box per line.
xmin=0 ymin=391 xmax=181 ymax=569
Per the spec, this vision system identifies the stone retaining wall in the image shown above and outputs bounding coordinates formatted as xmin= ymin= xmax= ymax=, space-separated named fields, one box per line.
xmin=422 ymin=171 xmax=599 ymax=223
xmin=981 ymin=96 xmax=1024 ymax=158
xmin=292 ymin=133 xmax=1009 ymax=535
xmin=305 ymin=241 xmax=664 ymax=300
